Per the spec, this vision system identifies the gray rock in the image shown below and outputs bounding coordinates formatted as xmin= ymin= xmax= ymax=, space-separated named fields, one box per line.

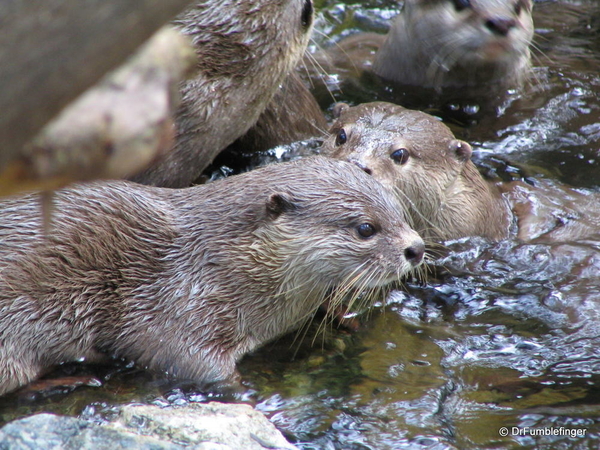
xmin=0 ymin=402 xmax=297 ymax=450
xmin=0 ymin=412 xmax=182 ymax=449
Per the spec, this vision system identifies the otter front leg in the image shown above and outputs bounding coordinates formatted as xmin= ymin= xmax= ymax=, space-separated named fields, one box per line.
xmin=132 ymin=339 xmax=241 ymax=393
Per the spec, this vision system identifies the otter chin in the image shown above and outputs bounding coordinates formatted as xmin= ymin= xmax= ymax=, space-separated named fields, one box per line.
xmin=0 ymin=156 xmax=424 ymax=396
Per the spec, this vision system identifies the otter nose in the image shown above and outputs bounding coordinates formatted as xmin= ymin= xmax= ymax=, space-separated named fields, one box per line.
xmin=348 ymin=158 xmax=372 ymax=175
xmin=485 ymin=17 xmax=516 ymax=36
xmin=404 ymin=239 xmax=425 ymax=267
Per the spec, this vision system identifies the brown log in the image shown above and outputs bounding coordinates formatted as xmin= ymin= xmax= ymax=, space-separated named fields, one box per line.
xmin=0 ymin=0 xmax=194 ymax=171
xmin=0 ymin=26 xmax=196 ymax=196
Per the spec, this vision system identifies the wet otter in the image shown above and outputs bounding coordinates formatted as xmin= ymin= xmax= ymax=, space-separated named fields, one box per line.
xmin=372 ymin=0 xmax=534 ymax=93
xmin=226 ymin=71 xmax=328 ymax=155
xmin=130 ymin=0 xmax=316 ymax=188
xmin=322 ymin=102 xmax=600 ymax=244
xmin=311 ymin=0 xmax=533 ymax=117
xmin=0 ymin=156 xmax=425 ymax=396
xmin=321 ymin=102 xmax=511 ymax=241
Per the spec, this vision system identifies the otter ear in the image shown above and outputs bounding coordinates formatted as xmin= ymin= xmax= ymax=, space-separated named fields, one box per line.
xmin=266 ymin=192 xmax=295 ymax=219
xmin=332 ymin=102 xmax=350 ymax=119
xmin=450 ymin=139 xmax=472 ymax=163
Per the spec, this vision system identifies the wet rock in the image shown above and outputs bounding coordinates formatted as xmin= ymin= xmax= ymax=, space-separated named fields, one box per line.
xmin=0 ymin=402 xmax=297 ymax=450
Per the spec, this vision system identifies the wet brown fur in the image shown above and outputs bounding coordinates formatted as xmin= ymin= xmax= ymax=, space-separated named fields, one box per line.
xmin=131 ymin=0 xmax=315 ymax=187
xmin=227 ymin=72 xmax=328 ymax=154
xmin=373 ymin=0 xmax=534 ymax=93
xmin=321 ymin=102 xmax=510 ymax=241
xmin=0 ymin=156 xmax=424 ymax=396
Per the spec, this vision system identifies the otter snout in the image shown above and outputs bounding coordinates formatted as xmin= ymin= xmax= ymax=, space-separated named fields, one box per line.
xmin=404 ymin=238 xmax=425 ymax=267
xmin=485 ymin=17 xmax=517 ymax=37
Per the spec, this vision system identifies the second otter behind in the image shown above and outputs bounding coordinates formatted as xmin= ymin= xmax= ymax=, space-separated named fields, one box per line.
xmin=321 ymin=102 xmax=600 ymax=244
xmin=373 ymin=0 xmax=534 ymax=94
xmin=321 ymin=102 xmax=511 ymax=242
xmin=312 ymin=0 xmax=534 ymax=116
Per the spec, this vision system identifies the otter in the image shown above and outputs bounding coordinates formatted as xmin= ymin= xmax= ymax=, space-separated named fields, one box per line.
xmin=226 ymin=71 xmax=328 ymax=155
xmin=311 ymin=0 xmax=533 ymax=115
xmin=322 ymin=102 xmax=600 ymax=244
xmin=372 ymin=0 xmax=534 ymax=93
xmin=321 ymin=102 xmax=511 ymax=242
xmin=0 ymin=156 xmax=425 ymax=396
xmin=131 ymin=0 xmax=315 ymax=188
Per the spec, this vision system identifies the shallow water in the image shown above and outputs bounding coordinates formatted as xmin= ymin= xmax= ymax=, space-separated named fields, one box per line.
xmin=2 ymin=1 xmax=600 ymax=449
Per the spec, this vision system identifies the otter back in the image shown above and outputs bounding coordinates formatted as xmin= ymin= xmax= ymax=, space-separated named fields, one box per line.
xmin=130 ymin=0 xmax=316 ymax=187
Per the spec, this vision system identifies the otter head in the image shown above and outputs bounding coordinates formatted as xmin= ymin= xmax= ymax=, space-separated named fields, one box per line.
xmin=247 ymin=157 xmax=424 ymax=331
xmin=413 ymin=0 xmax=533 ymax=74
xmin=322 ymin=102 xmax=478 ymax=239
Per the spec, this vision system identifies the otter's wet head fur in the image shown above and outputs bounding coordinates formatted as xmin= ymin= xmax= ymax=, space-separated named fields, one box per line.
xmin=322 ymin=102 xmax=510 ymax=241
xmin=373 ymin=0 xmax=533 ymax=93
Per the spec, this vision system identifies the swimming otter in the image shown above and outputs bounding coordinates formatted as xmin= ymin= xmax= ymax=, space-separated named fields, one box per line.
xmin=131 ymin=0 xmax=316 ymax=187
xmin=321 ymin=102 xmax=511 ymax=241
xmin=373 ymin=0 xmax=534 ymax=93
xmin=0 ymin=156 xmax=424 ymax=396
xmin=322 ymin=102 xmax=600 ymax=243
xmin=310 ymin=0 xmax=533 ymax=116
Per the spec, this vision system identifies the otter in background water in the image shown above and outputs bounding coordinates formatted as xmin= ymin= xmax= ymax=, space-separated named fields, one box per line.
xmin=0 ymin=156 xmax=424 ymax=396
xmin=373 ymin=0 xmax=534 ymax=94
xmin=311 ymin=0 xmax=533 ymax=119
xmin=131 ymin=0 xmax=315 ymax=187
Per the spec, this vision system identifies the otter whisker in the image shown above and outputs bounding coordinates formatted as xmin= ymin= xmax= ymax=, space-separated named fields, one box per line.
xmin=318 ymin=262 xmax=370 ymax=324
xmin=391 ymin=184 xmax=444 ymax=238
xmin=526 ymin=41 xmax=551 ymax=91
xmin=425 ymin=35 xmax=470 ymax=88
xmin=355 ymin=271 xmax=388 ymax=314
xmin=312 ymin=260 xmax=386 ymax=341
xmin=334 ymin=259 xmax=392 ymax=320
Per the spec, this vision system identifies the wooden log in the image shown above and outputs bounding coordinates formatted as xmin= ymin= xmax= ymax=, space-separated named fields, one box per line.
xmin=0 ymin=0 xmax=194 ymax=171
xmin=0 ymin=26 xmax=196 ymax=196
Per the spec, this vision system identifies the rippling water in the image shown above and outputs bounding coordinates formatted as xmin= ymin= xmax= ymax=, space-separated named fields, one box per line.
xmin=1 ymin=2 xmax=599 ymax=449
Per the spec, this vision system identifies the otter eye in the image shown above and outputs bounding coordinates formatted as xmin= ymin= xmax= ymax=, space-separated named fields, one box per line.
xmin=335 ymin=128 xmax=347 ymax=146
xmin=390 ymin=148 xmax=410 ymax=165
xmin=514 ymin=2 xmax=522 ymax=15
xmin=301 ymin=0 xmax=313 ymax=30
xmin=451 ymin=0 xmax=471 ymax=11
xmin=357 ymin=223 xmax=376 ymax=239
